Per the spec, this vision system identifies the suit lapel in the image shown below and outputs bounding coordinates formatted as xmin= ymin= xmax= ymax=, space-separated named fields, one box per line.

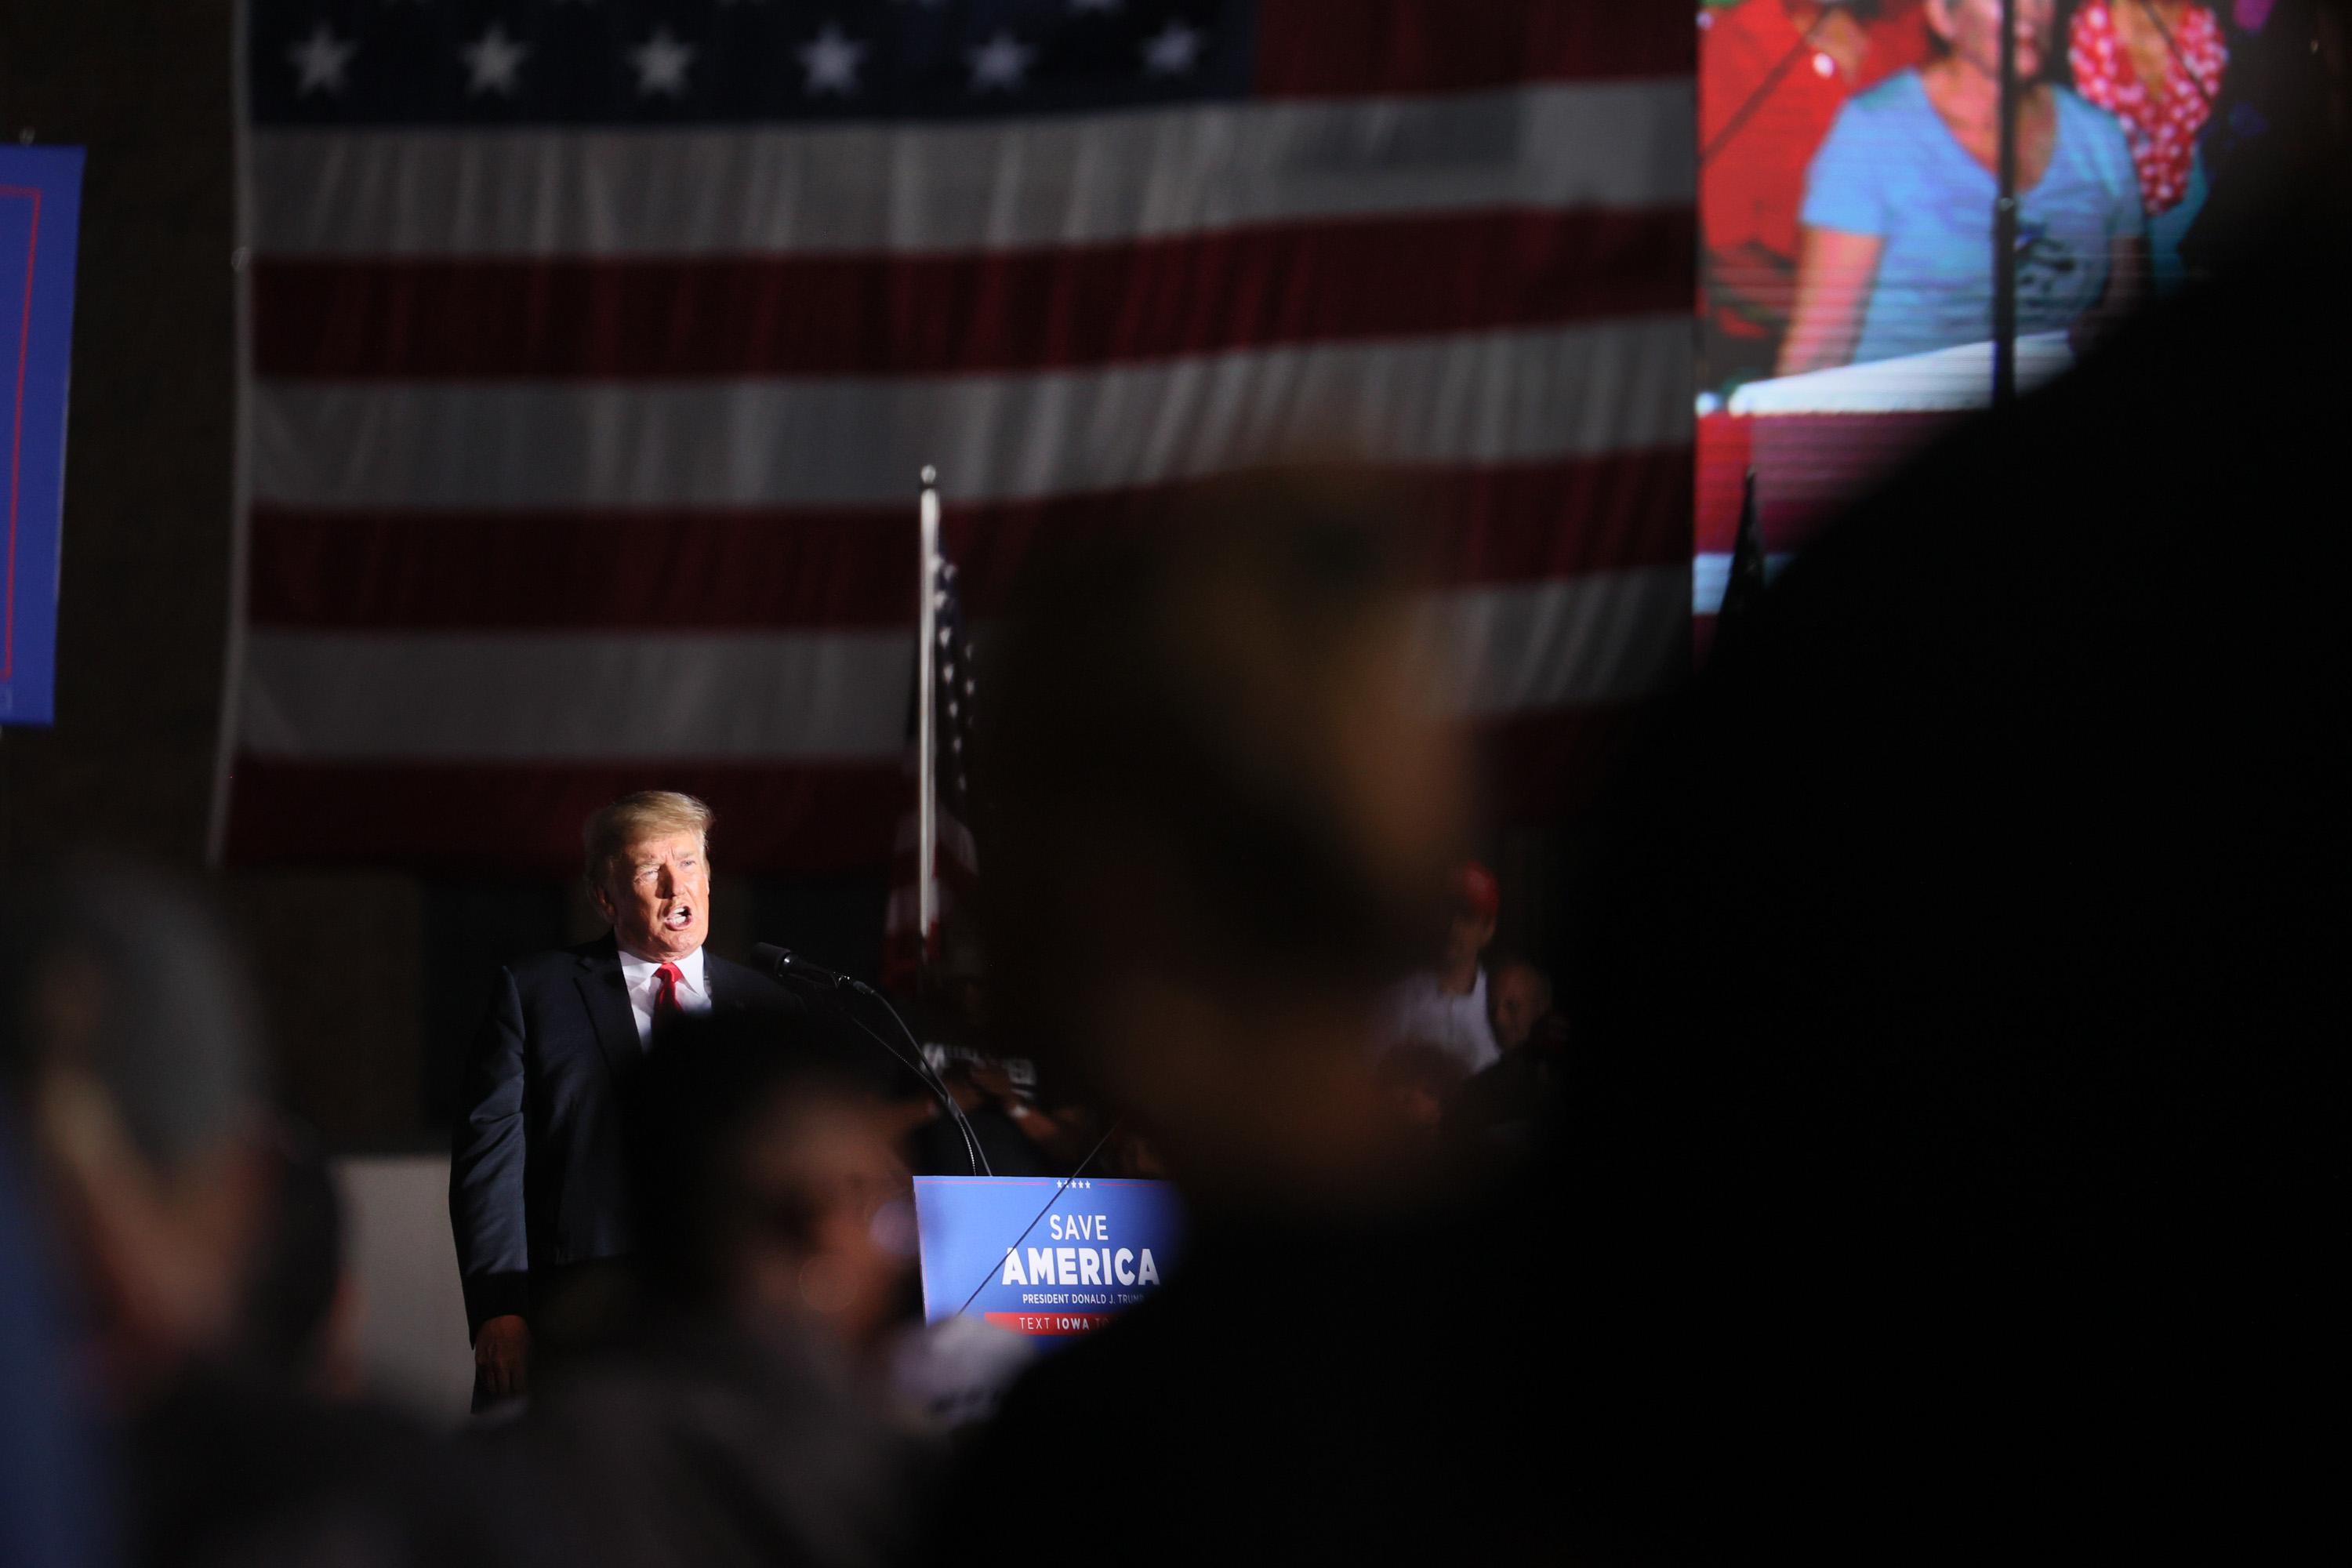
xmin=575 ymin=937 xmax=642 ymax=1081
xmin=704 ymin=953 xmax=743 ymax=1014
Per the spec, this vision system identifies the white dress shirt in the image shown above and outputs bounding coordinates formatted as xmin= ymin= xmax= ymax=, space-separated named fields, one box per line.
xmin=619 ymin=945 xmax=711 ymax=1047
xmin=1379 ymin=967 xmax=1502 ymax=1076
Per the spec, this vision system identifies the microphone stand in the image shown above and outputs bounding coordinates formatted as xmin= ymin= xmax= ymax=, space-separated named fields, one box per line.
xmin=1994 ymin=0 xmax=2020 ymax=408
xmin=754 ymin=945 xmax=993 ymax=1176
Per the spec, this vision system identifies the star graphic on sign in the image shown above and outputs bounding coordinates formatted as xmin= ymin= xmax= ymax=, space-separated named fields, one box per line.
xmin=967 ymin=30 xmax=1034 ymax=92
xmin=461 ymin=26 xmax=531 ymax=97
xmin=797 ymin=24 xmax=866 ymax=96
xmin=1142 ymin=20 xmax=1203 ymax=77
xmin=630 ymin=28 xmax=696 ymax=96
xmin=287 ymin=24 xmax=356 ymax=96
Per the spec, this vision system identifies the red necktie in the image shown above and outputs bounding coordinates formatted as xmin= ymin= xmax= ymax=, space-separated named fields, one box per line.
xmin=652 ymin=961 xmax=684 ymax=1029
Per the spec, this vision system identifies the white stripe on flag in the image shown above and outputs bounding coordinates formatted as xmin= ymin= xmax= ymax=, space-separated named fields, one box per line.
xmin=237 ymin=629 xmax=916 ymax=761
xmin=237 ymin=571 xmax=1687 ymax=761
xmin=251 ymin=318 xmax=1694 ymax=510
xmin=1424 ymin=567 xmax=1688 ymax=717
xmin=248 ymin=81 xmax=1694 ymax=259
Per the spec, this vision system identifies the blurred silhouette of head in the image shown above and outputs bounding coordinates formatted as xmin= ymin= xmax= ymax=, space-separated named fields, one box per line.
xmin=2 ymin=857 xmax=267 ymax=1400
xmin=984 ymin=465 xmax=1470 ymax=1209
xmin=626 ymin=1014 xmax=912 ymax=1356
xmin=1559 ymin=236 xmax=2344 ymax=1552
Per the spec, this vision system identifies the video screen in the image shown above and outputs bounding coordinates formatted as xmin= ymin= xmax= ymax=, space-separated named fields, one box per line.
xmin=1694 ymin=0 xmax=2321 ymax=641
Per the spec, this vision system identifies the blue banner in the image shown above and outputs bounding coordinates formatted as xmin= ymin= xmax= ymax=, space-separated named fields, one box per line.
xmin=913 ymin=1176 xmax=1185 ymax=1340
xmin=0 ymin=147 xmax=81 ymax=728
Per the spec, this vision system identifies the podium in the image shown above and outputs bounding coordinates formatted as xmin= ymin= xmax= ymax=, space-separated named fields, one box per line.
xmin=911 ymin=1176 xmax=1185 ymax=1341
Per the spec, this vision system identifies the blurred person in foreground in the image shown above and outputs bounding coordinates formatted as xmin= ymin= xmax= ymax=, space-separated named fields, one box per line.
xmin=1780 ymin=0 xmax=2147 ymax=372
xmin=949 ymin=468 xmax=1578 ymax=1557
xmin=514 ymin=1012 xmax=935 ymax=1568
xmin=1374 ymin=859 xmax=1504 ymax=1073
xmin=0 ymin=1105 xmax=107 ymax=1568
xmin=5 ymin=859 xmax=535 ymax=1568
xmin=450 ymin=790 xmax=813 ymax=1405
xmin=1548 ymin=130 xmax=2346 ymax=1555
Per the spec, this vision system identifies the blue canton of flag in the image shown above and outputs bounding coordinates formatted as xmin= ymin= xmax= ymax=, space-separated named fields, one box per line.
xmin=251 ymin=1 xmax=1252 ymax=125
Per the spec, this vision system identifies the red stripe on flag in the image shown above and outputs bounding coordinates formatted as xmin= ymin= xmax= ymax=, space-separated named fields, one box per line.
xmin=1476 ymin=702 xmax=1666 ymax=822
xmin=250 ymin=209 xmax=1693 ymax=380
xmin=1253 ymin=0 xmax=1694 ymax=96
xmin=224 ymin=707 xmax=1657 ymax=874
xmin=245 ymin=450 xmax=1693 ymax=631
xmin=223 ymin=758 xmax=904 ymax=875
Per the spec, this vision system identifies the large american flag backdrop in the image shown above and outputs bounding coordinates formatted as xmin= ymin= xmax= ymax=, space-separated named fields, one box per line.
xmin=220 ymin=1 xmax=1694 ymax=874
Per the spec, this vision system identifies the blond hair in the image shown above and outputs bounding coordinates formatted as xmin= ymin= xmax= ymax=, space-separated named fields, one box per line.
xmin=583 ymin=791 xmax=715 ymax=887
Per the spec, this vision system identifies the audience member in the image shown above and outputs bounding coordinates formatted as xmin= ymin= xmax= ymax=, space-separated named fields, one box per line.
xmin=1377 ymin=861 xmax=1504 ymax=1074
xmin=1448 ymin=958 xmax=1570 ymax=1152
xmin=5 ymin=858 xmax=544 ymax=1568
xmin=514 ymin=1013 xmax=936 ymax=1568
xmin=1554 ymin=170 xmax=2343 ymax=1556
xmin=1370 ymin=1041 xmax=1470 ymax=1134
xmin=236 ymin=1120 xmax=361 ymax=1399
xmin=951 ymin=467 xmax=1579 ymax=1558
xmin=1483 ymin=956 xmax=1555 ymax=1053
xmin=0 ymin=1112 xmax=109 ymax=1568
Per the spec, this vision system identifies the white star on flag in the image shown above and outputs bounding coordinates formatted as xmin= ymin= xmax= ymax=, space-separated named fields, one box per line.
xmin=287 ymin=24 xmax=357 ymax=96
xmin=1142 ymin=20 xmax=1203 ymax=77
xmin=630 ymin=28 xmax=696 ymax=96
xmin=966 ymin=31 xmax=1034 ymax=93
xmin=461 ymin=26 xmax=531 ymax=97
xmin=797 ymin=24 xmax=866 ymax=96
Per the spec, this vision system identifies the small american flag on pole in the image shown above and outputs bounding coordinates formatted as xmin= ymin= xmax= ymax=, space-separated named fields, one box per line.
xmin=884 ymin=469 xmax=980 ymax=992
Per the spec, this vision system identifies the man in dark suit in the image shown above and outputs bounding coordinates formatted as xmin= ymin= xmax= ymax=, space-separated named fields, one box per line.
xmin=448 ymin=790 xmax=808 ymax=1404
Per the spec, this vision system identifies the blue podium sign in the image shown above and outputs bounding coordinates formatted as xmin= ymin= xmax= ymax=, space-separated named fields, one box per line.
xmin=912 ymin=1176 xmax=1185 ymax=1340
xmin=0 ymin=147 xmax=82 ymax=728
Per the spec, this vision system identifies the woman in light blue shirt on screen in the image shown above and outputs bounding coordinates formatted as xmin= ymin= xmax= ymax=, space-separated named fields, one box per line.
xmin=1778 ymin=0 xmax=2147 ymax=375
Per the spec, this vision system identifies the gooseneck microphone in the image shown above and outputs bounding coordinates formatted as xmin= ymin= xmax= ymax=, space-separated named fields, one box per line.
xmin=751 ymin=944 xmax=857 ymax=989
xmin=750 ymin=943 xmax=992 ymax=1177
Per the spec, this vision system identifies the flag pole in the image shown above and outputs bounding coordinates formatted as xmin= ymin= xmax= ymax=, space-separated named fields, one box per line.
xmin=916 ymin=466 xmax=942 ymax=976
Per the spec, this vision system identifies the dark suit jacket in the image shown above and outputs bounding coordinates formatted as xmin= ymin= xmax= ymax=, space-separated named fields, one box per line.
xmin=448 ymin=936 xmax=807 ymax=1339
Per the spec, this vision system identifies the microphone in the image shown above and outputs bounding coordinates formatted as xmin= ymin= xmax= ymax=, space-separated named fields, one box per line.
xmin=750 ymin=942 xmax=993 ymax=1177
xmin=750 ymin=942 xmax=855 ymax=989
